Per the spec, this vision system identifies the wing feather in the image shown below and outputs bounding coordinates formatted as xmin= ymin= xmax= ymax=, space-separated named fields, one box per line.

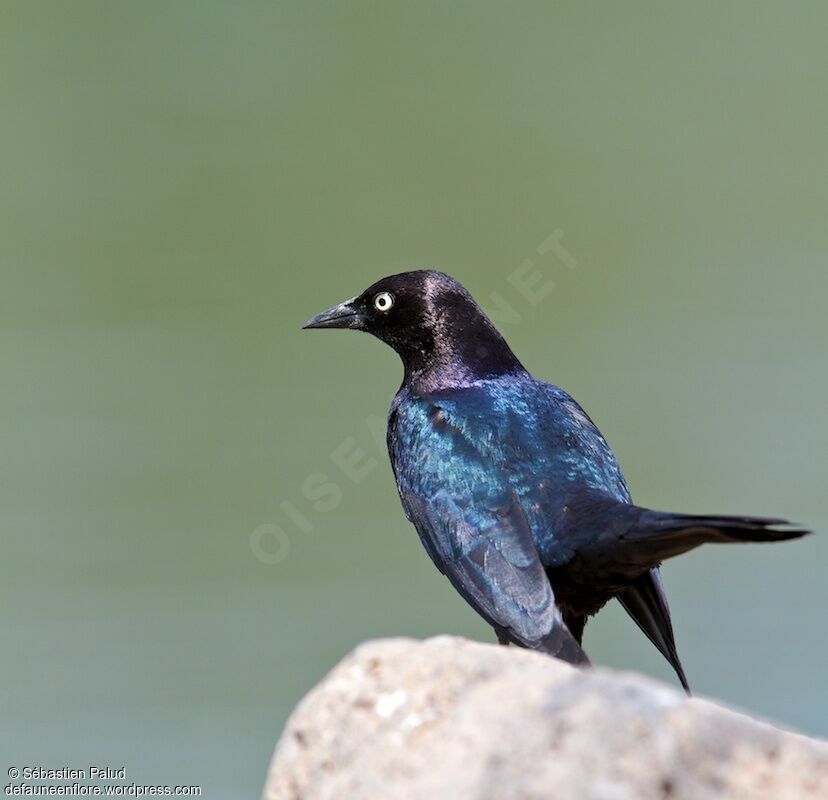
xmin=390 ymin=393 xmax=587 ymax=664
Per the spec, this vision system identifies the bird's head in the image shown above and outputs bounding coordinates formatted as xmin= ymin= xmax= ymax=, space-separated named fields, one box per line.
xmin=303 ymin=270 xmax=524 ymax=389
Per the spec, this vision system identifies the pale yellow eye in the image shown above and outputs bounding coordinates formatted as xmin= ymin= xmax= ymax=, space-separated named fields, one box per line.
xmin=373 ymin=291 xmax=394 ymax=312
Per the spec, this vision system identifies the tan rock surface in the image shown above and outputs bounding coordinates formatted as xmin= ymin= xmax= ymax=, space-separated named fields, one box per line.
xmin=264 ymin=636 xmax=828 ymax=800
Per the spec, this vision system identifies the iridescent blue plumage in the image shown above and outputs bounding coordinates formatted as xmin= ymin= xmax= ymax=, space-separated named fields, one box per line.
xmin=390 ymin=378 xmax=630 ymax=568
xmin=304 ymin=269 xmax=810 ymax=692
xmin=388 ymin=382 xmax=592 ymax=662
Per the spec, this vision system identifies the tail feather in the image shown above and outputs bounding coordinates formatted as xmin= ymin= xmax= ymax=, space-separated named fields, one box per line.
xmin=613 ymin=512 xmax=808 ymax=693
xmin=558 ymin=492 xmax=811 ymax=690
xmin=618 ymin=569 xmax=690 ymax=694
xmin=621 ymin=510 xmax=810 ymax=563
xmin=562 ymin=492 xmax=811 ymax=584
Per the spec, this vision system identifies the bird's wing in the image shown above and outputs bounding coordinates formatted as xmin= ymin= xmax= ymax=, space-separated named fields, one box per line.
xmin=401 ymin=379 xmax=633 ymax=568
xmin=389 ymin=392 xmax=587 ymax=664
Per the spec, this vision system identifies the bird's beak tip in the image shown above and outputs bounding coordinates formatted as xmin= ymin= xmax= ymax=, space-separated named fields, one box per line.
xmin=301 ymin=316 xmax=328 ymax=330
xmin=302 ymin=297 xmax=361 ymax=331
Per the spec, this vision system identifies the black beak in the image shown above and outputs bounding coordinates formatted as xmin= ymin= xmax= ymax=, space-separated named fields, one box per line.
xmin=302 ymin=296 xmax=364 ymax=330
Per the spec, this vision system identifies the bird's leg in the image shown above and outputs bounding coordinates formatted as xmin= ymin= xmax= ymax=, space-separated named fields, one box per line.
xmin=495 ymin=629 xmax=510 ymax=646
xmin=561 ymin=610 xmax=586 ymax=645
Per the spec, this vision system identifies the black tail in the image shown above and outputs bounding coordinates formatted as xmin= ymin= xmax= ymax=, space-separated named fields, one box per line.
xmin=623 ymin=509 xmax=810 ymax=564
xmin=566 ymin=491 xmax=811 ymax=573
xmin=613 ymin=510 xmax=808 ymax=694
xmin=560 ymin=492 xmax=810 ymax=691
xmin=618 ymin=570 xmax=690 ymax=693
xmin=563 ymin=491 xmax=811 ymax=571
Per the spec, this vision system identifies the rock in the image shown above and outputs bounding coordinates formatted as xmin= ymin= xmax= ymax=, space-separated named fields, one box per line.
xmin=263 ymin=636 xmax=828 ymax=800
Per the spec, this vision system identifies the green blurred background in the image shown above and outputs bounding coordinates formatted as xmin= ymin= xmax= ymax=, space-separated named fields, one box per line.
xmin=1 ymin=1 xmax=826 ymax=795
